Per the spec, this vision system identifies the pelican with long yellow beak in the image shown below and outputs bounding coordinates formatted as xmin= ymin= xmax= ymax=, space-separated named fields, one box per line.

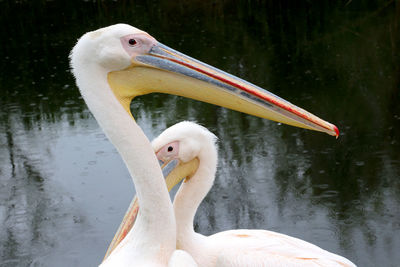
xmin=70 ymin=23 xmax=338 ymax=266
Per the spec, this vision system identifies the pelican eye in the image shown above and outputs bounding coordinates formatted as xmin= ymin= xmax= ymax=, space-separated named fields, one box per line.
xmin=167 ymin=146 xmax=173 ymax=152
xmin=128 ymin=39 xmax=137 ymax=46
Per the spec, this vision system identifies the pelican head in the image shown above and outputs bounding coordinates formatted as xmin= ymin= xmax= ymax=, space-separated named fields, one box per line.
xmin=153 ymin=121 xmax=216 ymax=187
xmin=154 ymin=121 xmax=217 ymax=163
xmin=153 ymin=122 xmax=217 ymax=191
xmin=70 ymin=23 xmax=338 ymax=136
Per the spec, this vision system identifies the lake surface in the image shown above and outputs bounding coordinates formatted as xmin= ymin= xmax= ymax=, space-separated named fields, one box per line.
xmin=0 ymin=1 xmax=399 ymax=266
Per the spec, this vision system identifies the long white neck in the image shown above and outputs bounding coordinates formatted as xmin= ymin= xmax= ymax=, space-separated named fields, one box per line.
xmin=74 ymin=63 xmax=175 ymax=263
xmin=173 ymin=145 xmax=217 ymax=248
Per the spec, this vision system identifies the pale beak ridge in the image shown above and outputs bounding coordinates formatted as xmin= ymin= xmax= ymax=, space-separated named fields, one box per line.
xmin=133 ymin=42 xmax=339 ymax=137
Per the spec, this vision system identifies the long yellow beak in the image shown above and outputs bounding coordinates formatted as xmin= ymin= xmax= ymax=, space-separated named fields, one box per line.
xmin=108 ymin=42 xmax=339 ymax=137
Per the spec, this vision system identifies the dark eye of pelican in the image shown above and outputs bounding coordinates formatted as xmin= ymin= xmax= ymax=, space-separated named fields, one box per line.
xmin=128 ymin=39 xmax=137 ymax=46
xmin=167 ymin=146 xmax=173 ymax=152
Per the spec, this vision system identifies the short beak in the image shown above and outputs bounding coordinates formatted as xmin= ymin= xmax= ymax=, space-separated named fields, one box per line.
xmin=102 ymin=158 xmax=198 ymax=261
xmin=108 ymin=42 xmax=339 ymax=137
xmin=162 ymin=158 xmax=200 ymax=190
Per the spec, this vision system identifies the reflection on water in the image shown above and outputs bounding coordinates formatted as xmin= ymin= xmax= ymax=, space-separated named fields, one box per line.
xmin=0 ymin=1 xmax=399 ymax=266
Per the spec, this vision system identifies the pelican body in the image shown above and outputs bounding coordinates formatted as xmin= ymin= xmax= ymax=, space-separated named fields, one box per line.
xmin=70 ymin=23 xmax=339 ymax=266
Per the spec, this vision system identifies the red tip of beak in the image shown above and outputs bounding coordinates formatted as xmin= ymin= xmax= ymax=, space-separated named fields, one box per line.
xmin=333 ymin=125 xmax=340 ymax=139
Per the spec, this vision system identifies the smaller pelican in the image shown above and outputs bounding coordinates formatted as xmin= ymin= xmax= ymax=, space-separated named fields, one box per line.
xmin=151 ymin=121 xmax=356 ymax=267
xmin=105 ymin=121 xmax=356 ymax=266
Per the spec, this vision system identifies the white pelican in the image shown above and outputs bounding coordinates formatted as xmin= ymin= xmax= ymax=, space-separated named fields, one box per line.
xmin=70 ymin=23 xmax=339 ymax=266
xmin=153 ymin=121 xmax=357 ymax=267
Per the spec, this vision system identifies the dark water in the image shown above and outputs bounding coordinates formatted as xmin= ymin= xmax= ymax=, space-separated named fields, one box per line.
xmin=1 ymin=1 xmax=399 ymax=266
